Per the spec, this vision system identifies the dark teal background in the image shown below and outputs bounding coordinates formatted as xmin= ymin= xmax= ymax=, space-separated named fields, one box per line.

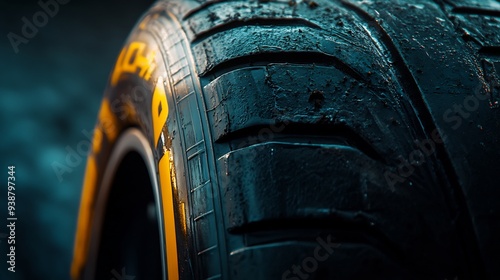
xmin=0 ymin=0 xmax=154 ymax=279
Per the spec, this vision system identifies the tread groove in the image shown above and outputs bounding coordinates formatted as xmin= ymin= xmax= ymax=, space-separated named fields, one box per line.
xmin=187 ymin=148 xmax=205 ymax=160
xmin=182 ymin=0 xmax=233 ymax=20
xmin=191 ymin=17 xmax=322 ymax=45
xmin=191 ymin=180 xmax=211 ymax=193
xmin=197 ymin=245 xmax=218 ymax=256
xmin=229 ymin=218 xmax=401 ymax=257
xmin=203 ymin=274 xmax=222 ymax=280
xmin=199 ymin=51 xmax=367 ymax=83
xmin=479 ymin=46 xmax=500 ymax=56
xmin=451 ymin=6 xmax=500 ymax=17
xmin=194 ymin=210 xmax=215 ymax=221
xmin=219 ymin=123 xmax=386 ymax=164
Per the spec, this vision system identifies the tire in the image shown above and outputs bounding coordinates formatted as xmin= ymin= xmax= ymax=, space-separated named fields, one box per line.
xmin=71 ymin=0 xmax=500 ymax=279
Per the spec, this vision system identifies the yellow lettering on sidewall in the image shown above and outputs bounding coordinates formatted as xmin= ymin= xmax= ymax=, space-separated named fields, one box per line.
xmin=111 ymin=41 xmax=157 ymax=86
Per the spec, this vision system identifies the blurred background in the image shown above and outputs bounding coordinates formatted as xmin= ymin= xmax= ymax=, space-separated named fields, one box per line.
xmin=0 ymin=0 xmax=154 ymax=279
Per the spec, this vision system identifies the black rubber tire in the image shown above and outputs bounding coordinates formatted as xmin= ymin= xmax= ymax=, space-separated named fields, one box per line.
xmin=74 ymin=0 xmax=500 ymax=279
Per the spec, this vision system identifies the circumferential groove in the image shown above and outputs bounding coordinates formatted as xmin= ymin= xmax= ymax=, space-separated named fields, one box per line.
xmin=340 ymin=0 xmax=485 ymax=276
xmin=200 ymin=51 xmax=366 ymax=83
xmin=191 ymin=17 xmax=322 ymax=45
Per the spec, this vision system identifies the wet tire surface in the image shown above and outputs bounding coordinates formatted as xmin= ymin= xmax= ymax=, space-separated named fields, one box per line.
xmin=157 ymin=0 xmax=500 ymax=279
xmin=87 ymin=0 xmax=500 ymax=279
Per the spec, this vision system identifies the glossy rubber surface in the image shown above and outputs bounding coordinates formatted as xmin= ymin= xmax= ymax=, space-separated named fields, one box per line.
xmin=72 ymin=0 xmax=500 ymax=279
